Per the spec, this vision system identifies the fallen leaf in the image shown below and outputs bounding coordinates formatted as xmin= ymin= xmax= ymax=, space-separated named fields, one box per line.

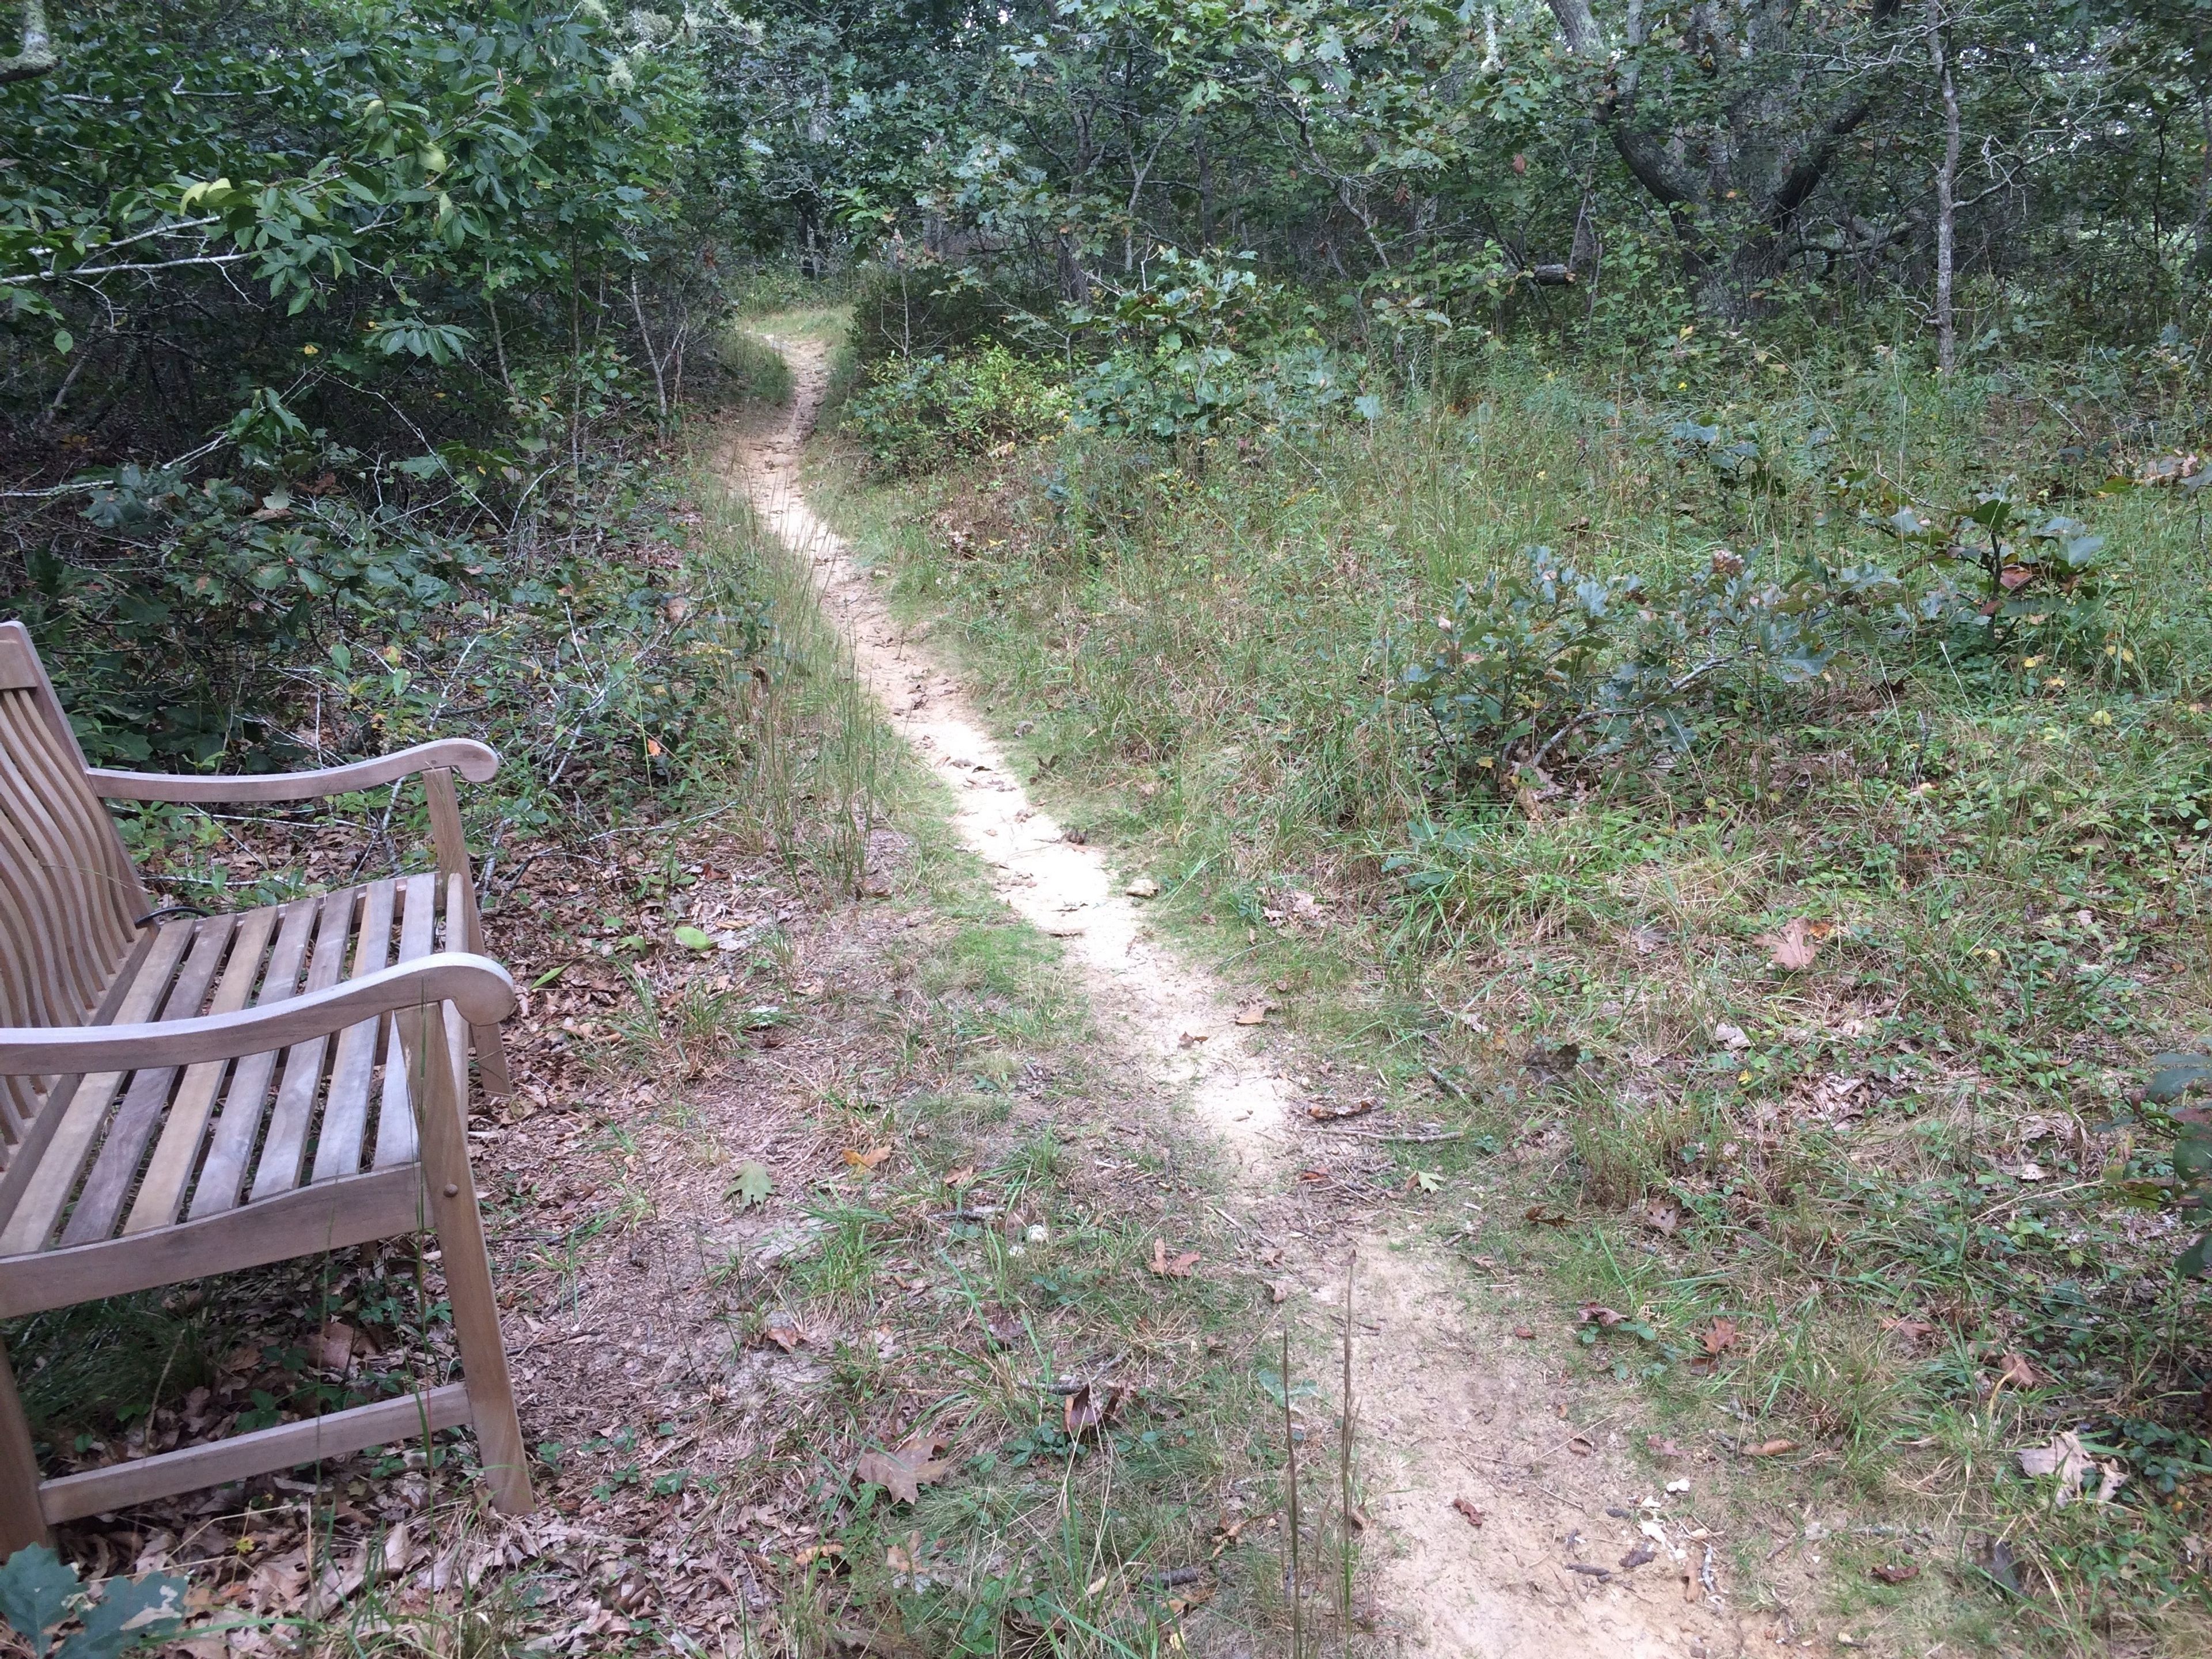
xmin=1524 ymin=1205 xmax=1570 ymax=1228
xmin=944 ymin=1165 xmax=976 ymax=1188
xmin=791 ymin=1541 xmax=844 ymax=1569
xmin=1308 ymin=1097 xmax=1377 ymax=1121
xmin=1880 ymin=1315 xmax=1935 ymax=1347
xmin=315 ymin=1319 xmax=358 ymax=1374
xmin=1577 ymin=1303 xmax=1628 ymax=1328
xmin=1998 ymin=565 xmax=2034 ymax=590
xmin=1759 ymin=918 xmax=1822 ymax=971
xmin=1266 ymin=1279 xmax=1294 ymax=1304
xmin=1869 ymin=1562 xmax=1920 ymax=1585
xmin=2018 ymin=1430 xmax=2096 ymax=1506
xmin=1647 ymin=1436 xmax=1684 ymax=1459
xmin=1747 ymin=1438 xmax=1798 ymax=1457
xmin=1344 ymin=1504 xmax=1370 ymax=1533
xmin=1451 ymin=1498 xmax=1485 ymax=1528
xmin=2011 ymin=1159 xmax=2047 ymax=1181
xmin=1065 ymin=1384 xmax=1124 ymax=1438
xmin=1234 ymin=1001 xmax=1272 ymax=1026
xmin=854 ymin=1434 xmax=952 ymax=1504
xmin=1713 ymin=1022 xmax=1751 ymax=1051
xmin=1567 ymin=1435 xmax=1595 ymax=1456
xmin=1619 ymin=1546 xmax=1657 ymax=1570
xmin=673 ymin=925 xmax=715 ymax=952
xmin=729 ymin=1161 xmax=773 ymax=1209
xmin=1699 ymin=1317 xmax=1739 ymax=1357
xmin=844 ymin=1145 xmax=892 ymax=1171
xmin=1512 ymin=1326 xmax=1536 ymax=1340
xmin=1990 ymin=1351 xmax=2041 ymax=1394
xmin=1177 ymin=1030 xmax=1210 ymax=1047
xmin=1640 ymin=1200 xmax=1680 ymax=1237
xmin=1566 ymin=1563 xmax=1612 ymax=1581
xmin=760 ymin=1315 xmax=806 ymax=1353
xmin=1149 ymin=1238 xmax=1200 ymax=1278
xmin=1125 ymin=877 xmax=1161 ymax=898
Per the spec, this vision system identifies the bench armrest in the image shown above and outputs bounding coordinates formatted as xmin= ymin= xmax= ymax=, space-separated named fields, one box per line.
xmin=0 ymin=953 xmax=516 ymax=1077
xmin=86 ymin=739 xmax=498 ymax=805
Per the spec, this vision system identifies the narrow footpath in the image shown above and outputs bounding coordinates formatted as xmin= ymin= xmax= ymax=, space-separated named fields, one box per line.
xmin=730 ymin=339 xmax=1745 ymax=1659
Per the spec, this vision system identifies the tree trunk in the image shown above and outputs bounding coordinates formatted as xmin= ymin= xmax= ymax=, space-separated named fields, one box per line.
xmin=1927 ymin=0 xmax=1960 ymax=375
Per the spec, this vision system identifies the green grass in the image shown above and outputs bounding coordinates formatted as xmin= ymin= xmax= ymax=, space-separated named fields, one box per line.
xmin=814 ymin=340 xmax=2212 ymax=1653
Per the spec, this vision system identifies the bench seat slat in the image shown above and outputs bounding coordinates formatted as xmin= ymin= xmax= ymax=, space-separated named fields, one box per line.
xmin=188 ymin=899 xmax=320 ymax=1220
xmin=58 ymin=916 xmax=237 ymax=1248
xmin=247 ymin=891 xmax=357 ymax=1203
xmin=372 ymin=873 xmax=441 ymax=1169
xmin=309 ymin=880 xmax=396 ymax=1184
xmin=123 ymin=907 xmax=280 ymax=1236
xmin=0 ymin=921 xmax=195 ymax=1257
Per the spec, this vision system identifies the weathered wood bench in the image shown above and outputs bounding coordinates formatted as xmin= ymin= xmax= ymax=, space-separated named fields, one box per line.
xmin=0 ymin=620 xmax=532 ymax=1552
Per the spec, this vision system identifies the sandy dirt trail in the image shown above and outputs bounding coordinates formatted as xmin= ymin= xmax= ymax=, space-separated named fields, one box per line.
xmin=733 ymin=338 xmax=1744 ymax=1658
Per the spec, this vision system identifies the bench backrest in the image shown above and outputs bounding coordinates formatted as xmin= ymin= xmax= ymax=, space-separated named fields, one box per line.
xmin=0 ymin=623 xmax=151 ymax=1152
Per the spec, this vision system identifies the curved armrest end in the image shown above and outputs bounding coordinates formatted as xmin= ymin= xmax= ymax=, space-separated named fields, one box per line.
xmin=0 ymin=952 xmax=517 ymax=1076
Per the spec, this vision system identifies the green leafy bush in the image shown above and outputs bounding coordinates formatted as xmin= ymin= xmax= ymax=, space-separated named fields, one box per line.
xmin=844 ymin=346 xmax=1070 ymax=472
xmin=1396 ymin=544 xmax=1900 ymax=795
xmin=1068 ymin=252 xmax=1366 ymax=440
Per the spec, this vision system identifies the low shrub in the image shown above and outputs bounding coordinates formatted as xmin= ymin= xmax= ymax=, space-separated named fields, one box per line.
xmin=1395 ymin=543 xmax=1902 ymax=796
xmin=844 ymin=346 xmax=1070 ymax=472
xmin=1069 ymin=252 xmax=1370 ymax=440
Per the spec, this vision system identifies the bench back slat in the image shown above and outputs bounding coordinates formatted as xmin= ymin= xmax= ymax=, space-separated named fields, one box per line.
xmin=0 ymin=622 xmax=153 ymax=1171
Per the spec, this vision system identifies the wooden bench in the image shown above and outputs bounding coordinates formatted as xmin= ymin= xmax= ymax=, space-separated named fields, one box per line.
xmin=0 ymin=620 xmax=532 ymax=1552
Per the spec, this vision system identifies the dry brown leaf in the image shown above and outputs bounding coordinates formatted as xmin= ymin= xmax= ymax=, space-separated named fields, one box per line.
xmin=1747 ymin=1438 xmax=1798 ymax=1457
xmin=1759 ymin=917 xmax=1822 ymax=971
xmin=1125 ymin=877 xmax=1161 ymax=898
xmin=1640 ymin=1200 xmax=1680 ymax=1237
xmin=1524 ymin=1205 xmax=1570 ymax=1228
xmin=1647 ymin=1435 xmax=1684 ymax=1459
xmin=1869 ymin=1562 xmax=1921 ymax=1585
xmin=1577 ymin=1303 xmax=1628 ymax=1328
xmin=314 ymin=1319 xmax=358 ymax=1374
xmin=1149 ymin=1238 xmax=1200 ymax=1278
xmin=1512 ymin=1325 xmax=1536 ymax=1340
xmin=1451 ymin=1498 xmax=1486 ymax=1528
xmin=853 ymin=1434 xmax=952 ymax=1504
xmin=943 ymin=1165 xmax=976 ymax=1188
xmin=2018 ymin=1430 xmax=2097 ymax=1506
xmin=1064 ymin=1383 xmax=1124 ymax=1438
xmin=1306 ymin=1097 xmax=1377 ymax=1121
xmin=761 ymin=1315 xmax=805 ymax=1353
xmin=1567 ymin=1435 xmax=1595 ymax=1456
xmin=844 ymin=1145 xmax=892 ymax=1171
xmin=1991 ymin=1350 xmax=2041 ymax=1392
xmin=1177 ymin=1029 xmax=1210 ymax=1047
xmin=1619 ymin=1546 xmax=1657 ymax=1570
xmin=1699 ymin=1317 xmax=1739 ymax=1357
xmin=1266 ymin=1278 xmax=1294 ymax=1304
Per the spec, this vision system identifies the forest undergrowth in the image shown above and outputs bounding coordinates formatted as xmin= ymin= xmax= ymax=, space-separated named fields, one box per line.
xmin=816 ymin=329 xmax=2212 ymax=1655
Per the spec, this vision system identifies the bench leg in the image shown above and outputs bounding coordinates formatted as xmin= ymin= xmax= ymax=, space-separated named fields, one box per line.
xmin=400 ymin=1005 xmax=533 ymax=1517
xmin=0 ymin=1339 xmax=50 ymax=1555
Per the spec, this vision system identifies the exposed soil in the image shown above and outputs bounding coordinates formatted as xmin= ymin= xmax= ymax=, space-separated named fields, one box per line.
xmin=734 ymin=338 xmax=1752 ymax=1657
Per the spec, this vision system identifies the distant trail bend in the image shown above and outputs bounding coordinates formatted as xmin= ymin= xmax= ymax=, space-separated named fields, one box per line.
xmin=730 ymin=335 xmax=1744 ymax=1659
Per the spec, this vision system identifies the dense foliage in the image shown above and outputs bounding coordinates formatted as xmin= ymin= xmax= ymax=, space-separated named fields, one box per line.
xmin=0 ymin=0 xmax=747 ymax=824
